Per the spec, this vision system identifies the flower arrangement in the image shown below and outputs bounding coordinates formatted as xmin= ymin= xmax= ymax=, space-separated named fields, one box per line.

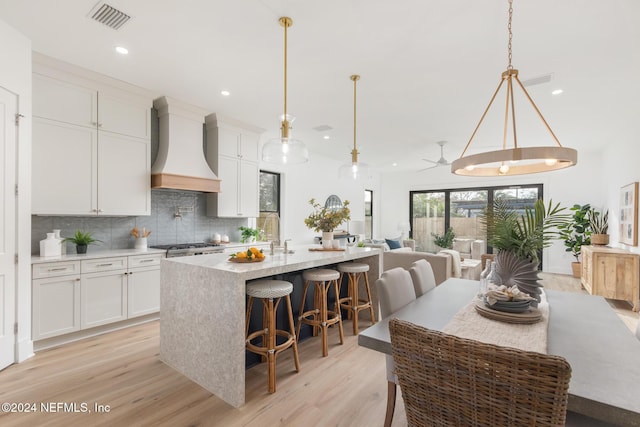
xmin=304 ymin=198 xmax=351 ymax=233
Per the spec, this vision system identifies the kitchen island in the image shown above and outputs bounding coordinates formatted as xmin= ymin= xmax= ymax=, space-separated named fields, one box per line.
xmin=159 ymin=245 xmax=381 ymax=407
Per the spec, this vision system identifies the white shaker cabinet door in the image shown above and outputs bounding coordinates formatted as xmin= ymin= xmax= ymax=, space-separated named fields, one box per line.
xmin=81 ymin=271 xmax=128 ymax=329
xmin=239 ymin=161 xmax=259 ymax=218
xmin=32 ymin=118 xmax=98 ymax=215
xmin=32 ymin=275 xmax=81 ymax=340
xmin=97 ymin=132 xmax=151 ymax=216
xmin=216 ymin=156 xmax=240 ymax=217
xmin=99 ymin=92 xmax=151 ymax=139
xmin=127 ymin=265 xmax=161 ymax=318
xmin=32 ymin=73 xmax=97 ymax=128
xmin=239 ymin=131 xmax=259 ymax=163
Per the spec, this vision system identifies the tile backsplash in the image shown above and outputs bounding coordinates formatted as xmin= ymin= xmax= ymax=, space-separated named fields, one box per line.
xmin=31 ymin=189 xmax=248 ymax=254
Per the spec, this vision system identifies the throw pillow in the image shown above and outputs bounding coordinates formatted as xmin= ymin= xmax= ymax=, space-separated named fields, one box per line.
xmin=385 ymin=238 xmax=402 ymax=250
xmin=452 ymin=238 xmax=471 ymax=254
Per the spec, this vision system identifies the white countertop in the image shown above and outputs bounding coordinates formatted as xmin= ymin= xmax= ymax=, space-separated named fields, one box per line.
xmin=31 ymin=247 xmax=166 ymax=264
xmin=163 ymin=244 xmax=380 ymax=279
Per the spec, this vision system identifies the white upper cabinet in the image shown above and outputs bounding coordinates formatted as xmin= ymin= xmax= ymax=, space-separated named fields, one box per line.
xmin=205 ymin=114 xmax=263 ymax=218
xmin=31 ymin=68 xmax=152 ymax=216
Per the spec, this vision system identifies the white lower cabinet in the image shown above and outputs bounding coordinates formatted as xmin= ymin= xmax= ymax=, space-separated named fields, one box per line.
xmin=80 ymin=270 xmax=128 ymax=329
xmin=32 ymin=253 xmax=163 ymax=342
xmin=127 ymin=254 xmax=163 ymax=318
xmin=32 ymin=274 xmax=81 ymax=340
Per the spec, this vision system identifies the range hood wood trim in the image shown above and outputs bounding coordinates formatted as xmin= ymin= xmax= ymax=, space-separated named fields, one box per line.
xmin=151 ymin=173 xmax=221 ymax=193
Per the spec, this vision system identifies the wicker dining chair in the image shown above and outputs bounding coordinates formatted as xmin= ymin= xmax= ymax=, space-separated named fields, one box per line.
xmin=389 ymin=318 xmax=572 ymax=427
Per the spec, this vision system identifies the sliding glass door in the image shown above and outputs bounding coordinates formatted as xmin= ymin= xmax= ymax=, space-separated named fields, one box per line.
xmin=410 ymin=184 xmax=542 ymax=253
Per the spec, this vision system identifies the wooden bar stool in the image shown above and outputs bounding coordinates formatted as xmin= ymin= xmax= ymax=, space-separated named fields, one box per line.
xmin=245 ymin=279 xmax=300 ymax=393
xmin=297 ymin=268 xmax=344 ymax=357
xmin=337 ymin=262 xmax=376 ymax=335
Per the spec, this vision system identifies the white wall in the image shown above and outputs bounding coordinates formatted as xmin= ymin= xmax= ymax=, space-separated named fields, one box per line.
xmin=258 ymin=149 xmax=381 ymax=245
xmin=378 ymin=148 xmax=606 ymax=275
xmin=0 ymin=18 xmax=32 ymax=361
xmin=602 ymin=140 xmax=640 ymax=255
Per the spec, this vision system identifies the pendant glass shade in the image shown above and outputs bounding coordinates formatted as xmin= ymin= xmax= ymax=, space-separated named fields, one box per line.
xmin=262 ymin=16 xmax=309 ymax=165
xmin=452 ymin=1 xmax=577 ymax=177
xmin=340 ymin=74 xmax=371 ymax=180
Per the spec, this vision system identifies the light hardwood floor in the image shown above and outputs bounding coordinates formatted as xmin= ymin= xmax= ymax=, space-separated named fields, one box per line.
xmin=0 ymin=274 xmax=636 ymax=427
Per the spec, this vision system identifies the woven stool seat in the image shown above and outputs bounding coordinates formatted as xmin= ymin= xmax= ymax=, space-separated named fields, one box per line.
xmin=338 ymin=262 xmax=376 ymax=335
xmin=297 ymin=268 xmax=344 ymax=357
xmin=245 ymin=279 xmax=300 ymax=393
xmin=338 ymin=262 xmax=369 ymax=274
xmin=246 ymin=280 xmax=293 ymax=299
xmin=303 ymin=268 xmax=340 ymax=282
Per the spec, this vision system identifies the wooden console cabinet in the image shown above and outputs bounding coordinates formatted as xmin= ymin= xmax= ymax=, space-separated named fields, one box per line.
xmin=581 ymin=245 xmax=639 ymax=312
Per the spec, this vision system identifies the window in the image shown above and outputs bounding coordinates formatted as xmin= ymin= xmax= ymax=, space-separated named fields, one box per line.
xmin=410 ymin=184 xmax=542 ymax=253
xmin=365 ymin=190 xmax=373 ymax=239
xmin=257 ymin=171 xmax=280 ymax=242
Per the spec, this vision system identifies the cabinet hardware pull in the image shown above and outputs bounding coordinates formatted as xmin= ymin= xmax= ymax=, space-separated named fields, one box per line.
xmin=139 ymin=259 xmax=154 ymax=263
xmin=98 ymin=209 xmax=104 ymax=213
xmin=48 ymin=267 xmax=67 ymax=271
xmin=97 ymin=263 xmax=113 ymax=267
xmin=76 ymin=278 xmax=80 ymax=281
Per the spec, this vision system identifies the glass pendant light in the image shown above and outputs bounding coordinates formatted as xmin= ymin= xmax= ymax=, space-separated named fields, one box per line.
xmin=339 ymin=75 xmax=371 ymax=180
xmin=451 ymin=0 xmax=577 ymax=176
xmin=262 ymin=17 xmax=309 ymax=165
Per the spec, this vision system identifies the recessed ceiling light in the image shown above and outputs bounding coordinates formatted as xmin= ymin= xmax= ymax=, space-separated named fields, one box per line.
xmin=392 ymin=162 xmax=398 ymax=167
xmin=115 ymin=46 xmax=128 ymax=55
xmin=323 ymin=135 xmax=330 ymax=140
xmin=552 ymin=89 xmax=563 ymax=95
xmin=221 ymin=90 xmax=230 ymax=96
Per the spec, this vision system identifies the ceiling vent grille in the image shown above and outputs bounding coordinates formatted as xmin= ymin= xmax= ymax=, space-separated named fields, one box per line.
xmin=89 ymin=3 xmax=131 ymax=30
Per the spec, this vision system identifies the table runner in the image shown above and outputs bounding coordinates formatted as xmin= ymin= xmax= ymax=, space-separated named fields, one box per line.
xmin=442 ymin=293 xmax=550 ymax=354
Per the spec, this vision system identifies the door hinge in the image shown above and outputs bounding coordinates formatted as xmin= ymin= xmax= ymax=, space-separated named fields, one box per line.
xmin=15 ymin=113 xmax=24 ymax=126
xmin=15 ymin=254 xmax=18 ymax=264
xmin=15 ymin=184 xmax=18 ymax=197
xmin=14 ymin=323 xmax=18 ymax=334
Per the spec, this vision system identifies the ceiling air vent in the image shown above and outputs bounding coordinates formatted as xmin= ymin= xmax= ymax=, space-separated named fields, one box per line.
xmin=89 ymin=2 xmax=131 ymax=30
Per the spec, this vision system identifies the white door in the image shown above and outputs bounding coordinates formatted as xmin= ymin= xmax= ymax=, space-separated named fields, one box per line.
xmin=0 ymin=86 xmax=17 ymax=370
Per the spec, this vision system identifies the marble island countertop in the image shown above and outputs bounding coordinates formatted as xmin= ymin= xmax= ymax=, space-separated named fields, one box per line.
xmin=163 ymin=244 xmax=381 ymax=280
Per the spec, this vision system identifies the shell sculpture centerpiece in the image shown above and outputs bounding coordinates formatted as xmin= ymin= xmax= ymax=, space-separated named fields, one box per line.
xmin=494 ymin=251 xmax=542 ymax=306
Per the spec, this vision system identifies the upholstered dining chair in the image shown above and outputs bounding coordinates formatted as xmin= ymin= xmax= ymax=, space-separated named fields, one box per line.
xmin=408 ymin=259 xmax=436 ymax=297
xmin=389 ymin=318 xmax=572 ymax=427
xmin=375 ymin=267 xmax=417 ymax=427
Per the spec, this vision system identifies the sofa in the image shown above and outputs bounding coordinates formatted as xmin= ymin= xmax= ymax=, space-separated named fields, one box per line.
xmin=452 ymin=238 xmax=486 ymax=260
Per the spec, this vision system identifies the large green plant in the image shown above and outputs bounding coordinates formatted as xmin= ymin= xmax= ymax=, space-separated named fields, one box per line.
xmin=482 ymin=199 xmax=567 ymax=263
xmin=558 ymin=204 xmax=592 ymax=261
xmin=431 ymin=227 xmax=455 ymax=249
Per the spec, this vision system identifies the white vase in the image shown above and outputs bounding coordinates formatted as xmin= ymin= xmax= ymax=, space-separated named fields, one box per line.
xmin=322 ymin=231 xmax=334 ymax=249
xmin=40 ymin=232 xmax=61 ymax=257
xmin=135 ymin=237 xmax=148 ymax=250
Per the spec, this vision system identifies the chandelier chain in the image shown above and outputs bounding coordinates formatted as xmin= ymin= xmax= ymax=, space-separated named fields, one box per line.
xmin=507 ymin=0 xmax=513 ymax=69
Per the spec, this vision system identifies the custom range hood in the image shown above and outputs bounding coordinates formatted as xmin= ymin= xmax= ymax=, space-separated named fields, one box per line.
xmin=151 ymin=96 xmax=220 ymax=192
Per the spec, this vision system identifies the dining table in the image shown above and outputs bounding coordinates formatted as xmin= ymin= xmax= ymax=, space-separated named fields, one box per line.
xmin=358 ymin=278 xmax=640 ymax=426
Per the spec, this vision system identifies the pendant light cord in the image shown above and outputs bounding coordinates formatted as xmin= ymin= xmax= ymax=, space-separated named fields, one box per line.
xmin=507 ymin=0 xmax=513 ymax=69
xmin=283 ymin=19 xmax=288 ymax=118
xmin=350 ymin=75 xmax=360 ymax=162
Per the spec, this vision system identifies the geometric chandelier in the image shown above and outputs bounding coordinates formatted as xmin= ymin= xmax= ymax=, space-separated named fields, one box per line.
xmin=451 ymin=0 xmax=577 ymax=176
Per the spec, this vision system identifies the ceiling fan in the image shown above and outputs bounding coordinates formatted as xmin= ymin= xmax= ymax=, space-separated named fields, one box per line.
xmin=418 ymin=140 xmax=451 ymax=172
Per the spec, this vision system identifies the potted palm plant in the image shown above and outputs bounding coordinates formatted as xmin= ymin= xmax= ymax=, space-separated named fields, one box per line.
xmin=558 ymin=204 xmax=592 ymax=278
xmin=482 ymin=199 xmax=567 ymax=303
xmin=589 ymin=208 xmax=609 ymax=246
xmin=62 ymin=230 xmax=101 ymax=254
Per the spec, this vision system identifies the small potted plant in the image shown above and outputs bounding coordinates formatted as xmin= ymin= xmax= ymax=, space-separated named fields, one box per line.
xmin=558 ymin=204 xmax=592 ymax=278
xmin=431 ymin=227 xmax=455 ymax=250
xmin=589 ymin=208 xmax=609 ymax=246
xmin=239 ymin=226 xmax=261 ymax=243
xmin=62 ymin=230 xmax=101 ymax=254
